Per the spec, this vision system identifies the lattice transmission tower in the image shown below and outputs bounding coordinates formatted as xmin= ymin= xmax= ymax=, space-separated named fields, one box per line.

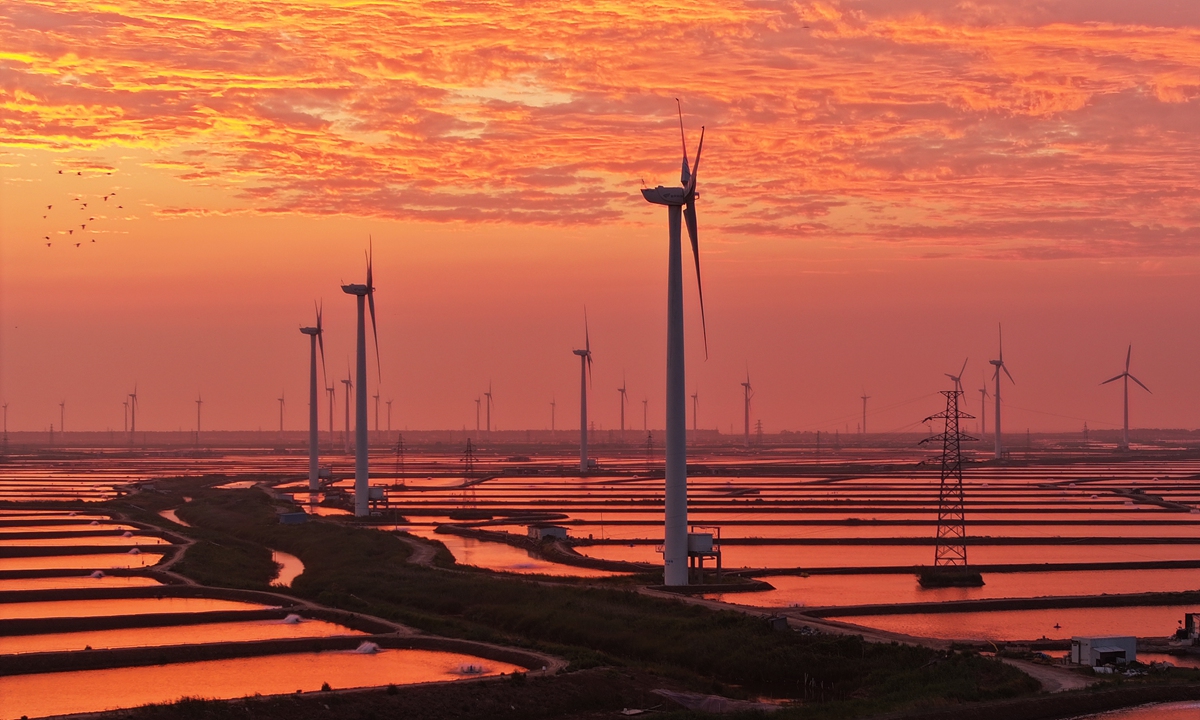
xmin=920 ymin=390 xmax=976 ymax=567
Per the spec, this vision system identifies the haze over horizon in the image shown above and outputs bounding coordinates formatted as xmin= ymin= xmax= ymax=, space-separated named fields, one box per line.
xmin=2 ymin=1 xmax=1199 ymax=435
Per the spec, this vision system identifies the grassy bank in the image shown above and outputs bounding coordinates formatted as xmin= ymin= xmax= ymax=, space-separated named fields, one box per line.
xmin=111 ymin=480 xmax=1038 ymax=716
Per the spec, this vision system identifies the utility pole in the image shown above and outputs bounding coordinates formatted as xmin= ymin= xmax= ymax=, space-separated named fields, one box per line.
xmin=919 ymin=389 xmax=980 ymax=586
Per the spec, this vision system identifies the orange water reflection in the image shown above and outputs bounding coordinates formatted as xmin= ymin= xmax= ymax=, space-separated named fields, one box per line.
xmin=2 ymin=597 xmax=270 ymax=619
xmin=0 ymin=618 xmax=361 ymax=655
xmin=0 ymin=576 xmax=162 ymax=592
xmin=0 ymin=648 xmax=524 ymax=718
xmin=0 ymin=553 xmax=164 ymax=571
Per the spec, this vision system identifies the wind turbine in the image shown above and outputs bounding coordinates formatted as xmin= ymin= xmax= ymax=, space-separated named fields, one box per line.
xmin=1101 ymin=344 xmax=1151 ymax=450
xmin=642 ymin=398 xmax=648 ymax=432
xmin=989 ymin=325 xmax=1014 ymax=458
xmin=277 ymin=391 xmax=285 ymax=439
xmin=326 ymin=384 xmax=336 ymax=450
xmin=618 ymin=375 xmax=628 ymax=440
xmin=300 ymin=303 xmax=327 ymax=492
xmin=946 ymin=358 xmax=968 ymax=393
xmin=550 ymin=396 xmax=556 ymax=432
xmin=195 ymin=395 xmax=203 ymax=446
xmin=128 ymin=386 xmax=138 ymax=445
xmin=123 ymin=399 xmax=129 ymax=434
xmin=341 ymin=245 xmax=380 ymax=517
xmin=386 ymin=399 xmax=393 ymax=434
xmin=691 ymin=388 xmax=699 ymax=433
xmin=475 ymin=397 xmax=481 ymax=433
xmin=741 ymin=373 xmax=753 ymax=448
xmin=572 ymin=313 xmax=593 ymax=473
xmin=640 ymin=102 xmax=708 ymax=586
xmin=2 ymin=401 xmax=7 ymax=447
xmin=373 ymin=392 xmax=380 ymax=437
xmin=860 ymin=391 xmax=869 ymax=435
xmin=59 ymin=401 xmax=65 ymax=435
xmin=978 ymin=380 xmax=989 ymax=435
xmin=484 ymin=383 xmax=493 ymax=435
xmin=341 ymin=370 xmax=353 ymax=455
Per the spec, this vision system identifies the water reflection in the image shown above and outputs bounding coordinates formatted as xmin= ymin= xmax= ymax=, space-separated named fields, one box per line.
xmin=270 ymin=550 xmax=304 ymax=587
xmin=0 ymin=553 xmax=164 ymax=571
xmin=1 ymin=597 xmax=271 ymax=620
xmin=0 ymin=648 xmax=525 ymax=718
xmin=0 ymin=618 xmax=362 ymax=655
xmin=832 ymin=605 xmax=1198 ymax=642
xmin=1071 ymin=701 xmax=1200 ymax=720
xmin=407 ymin=529 xmax=627 ymax=578
xmin=0 ymin=576 xmax=162 ymax=592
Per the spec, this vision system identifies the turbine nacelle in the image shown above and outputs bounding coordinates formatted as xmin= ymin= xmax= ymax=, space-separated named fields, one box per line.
xmin=641 ymin=186 xmax=688 ymax=207
xmin=341 ymin=283 xmax=370 ymax=296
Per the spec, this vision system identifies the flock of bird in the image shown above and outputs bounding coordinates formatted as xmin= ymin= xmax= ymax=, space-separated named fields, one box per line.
xmin=41 ymin=167 xmax=125 ymax=248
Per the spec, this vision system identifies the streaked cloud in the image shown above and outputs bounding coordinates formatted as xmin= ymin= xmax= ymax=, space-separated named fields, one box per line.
xmin=3 ymin=0 xmax=1199 ymax=257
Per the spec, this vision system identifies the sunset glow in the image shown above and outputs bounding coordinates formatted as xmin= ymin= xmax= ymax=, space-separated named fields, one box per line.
xmin=2 ymin=1 xmax=1199 ymax=434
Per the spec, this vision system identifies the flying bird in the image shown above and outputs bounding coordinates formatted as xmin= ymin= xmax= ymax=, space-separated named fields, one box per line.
xmin=74 ymin=242 xmax=81 ymax=247
xmin=81 ymin=224 xmax=86 ymax=230
xmin=47 ymin=205 xmax=52 ymax=210
xmin=57 ymin=170 xmax=62 ymax=174
xmin=46 ymin=242 xmax=51 ymax=247
xmin=76 ymin=171 xmax=81 ymax=176
xmin=68 ymin=229 xmax=73 ymax=235
xmin=81 ymin=203 xmax=87 ymax=208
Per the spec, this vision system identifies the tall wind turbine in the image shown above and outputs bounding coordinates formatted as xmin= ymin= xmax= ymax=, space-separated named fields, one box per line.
xmin=341 ymin=245 xmax=380 ymax=517
xmin=989 ymin=325 xmax=1014 ymax=458
xmin=386 ymin=399 xmax=393 ymax=434
xmin=640 ymin=102 xmax=708 ymax=586
xmin=59 ymin=401 xmax=65 ymax=435
xmin=300 ymin=304 xmax=327 ymax=492
xmin=642 ymin=398 xmax=648 ymax=431
xmin=195 ymin=395 xmax=203 ymax=446
xmin=618 ymin=375 xmax=628 ymax=440
xmin=484 ymin=383 xmax=493 ymax=435
xmin=860 ymin=391 xmax=869 ymax=435
xmin=741 ymin=373 xmax=753 ymax=448
xmin=2 ymin=401 xmax=7 ymax=447
xmin=945 ymin=358 xmax=968 ymax=393
xmin=572 ymin=314 xmax=592 ymax=473
xmin=277 ymin=392 xmax=285 ymax=439
xmin=123 ymin=399 xmax=129 ymax=434
xmin=550 ymin=396 xmax=556 ymax=432
xmin=326 ymin=384 xmax=336 ymax=450
xmin=1101 ymin=344 xmax=1151 ymax=450
xmin=691 ymin=388 xmax=699 ymax=432
xmin=373 ymin=392 xmax=380 ymax=437
xmin=475 ymin=397 xmax=481 ymax=433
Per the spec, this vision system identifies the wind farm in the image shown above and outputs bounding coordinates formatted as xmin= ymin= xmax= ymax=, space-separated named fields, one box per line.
xmin=6 ymin=4 xmax=1200 ymax=720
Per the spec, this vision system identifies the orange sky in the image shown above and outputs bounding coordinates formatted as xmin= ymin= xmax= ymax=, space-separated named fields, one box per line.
xmin=2 ymin=1 xmax=1199 ymax=435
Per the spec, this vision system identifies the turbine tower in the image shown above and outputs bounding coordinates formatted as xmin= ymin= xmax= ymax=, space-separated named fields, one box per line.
xmin=572 ymin=314 xmax=592 ymax=473
xmin=300 ymin=304 xmax=327 ymax=492
xmin=341 ymin=245 xmax=380 ymax=517
xmin=1101 ymin=344 xmax=1151 ymax=450
xmin=341 ymin=371 xmax=353 ymax=454
xmin=618 ymin=375 xmax=628 ymax=440
xmin=550 ymin=396 xmax=556 ymax=432
xmin=128 ymin=386 xmax=138 ymax=445
xmin=741 ymin=373 xmax=753 ymax=448
xmin=326 ymin=384 xmax=336 ymax=450
xmin=978 ymin=381 xmax=989 ymax=435
xmin=860 ymin=391 xmax=869 ymax=435
xmin=640 ymin=102 xmax=708 ymax=586
xmin=989 ymin=325 xmax=1014 ymax=459
xmin=373 ymin=392 xmax=380 ymax=437
xmin=59 ymin=401 xmax=65 ymax=435
xmin=475 ymin=397 xmax=481 ymax=433
xmin=386 ymin=399 xmax=393 ymax=433
xmin=195 ymin=395 xmax=203 ymax=446
xmin=277 ymin=392 xmax=285 ymax=439
xmin=691 ymin=388 xmax=699 ymax=432
xmin=484 ymin=383 xmax=493 ymax=435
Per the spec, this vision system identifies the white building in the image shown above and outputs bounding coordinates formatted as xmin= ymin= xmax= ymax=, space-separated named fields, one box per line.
xmin=1070 ymin=636 xmax=1136 ymax=667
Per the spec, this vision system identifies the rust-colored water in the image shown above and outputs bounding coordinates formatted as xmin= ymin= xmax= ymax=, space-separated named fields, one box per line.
xmin=0 ymin=618 xmax=362 ymax=655
xmin=1 ymin=597 xmax=270 ymax=619
xmin=0 ymin=576 xmax=162 ymax=591
xmin=0 ymin=648 xmax=525 ymax=718
xmin=0 ymin=553 xmax=164 ymax=571
xmin=270 ymin=550 xmax=303 ymax=587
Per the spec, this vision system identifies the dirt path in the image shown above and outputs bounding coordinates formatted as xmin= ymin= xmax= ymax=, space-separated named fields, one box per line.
xmin=1000 ymin=658 xmax=1096 ymax=693
xmin=395 ymin=534 xmax=437 ymax=566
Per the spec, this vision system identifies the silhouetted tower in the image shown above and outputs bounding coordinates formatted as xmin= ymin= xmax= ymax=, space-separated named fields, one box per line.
xmin=920 ymin=390 xmax=976 ymax=568
xmin=860 ymin=392 xmax=869 ymax=435
xmin=740 ymin=373 xmax=753 ymax=448
xmin=691 ymin=389 xmax=699 ymax=432
xmin=463 ymin=437 xmax=475 ymax=474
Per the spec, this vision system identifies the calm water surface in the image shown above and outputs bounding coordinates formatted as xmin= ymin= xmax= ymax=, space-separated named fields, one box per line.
xmin=2 ymin=597 xmax=271 ymax=619
xmin=831 ymin=605 xmax=1198 ymax=641
xmin=1069 ymin=701 xmax=1200 ymax=719
xmin=703 ymin=569 xmax=1200 ymax=608
xmin=0 ymin=648 xmax=525 ymax=718
xmin=0 ymin=575 xmax=162 ymax=591
xmin=408 ymin=529 xmax=627 ymax=577
xmin=270 ymin=550 xmax=304 ymax=587
xmin=0 ymin=618 xmax=362 ymax=655
xmin=0 ymin=553 xmax=164 ymax=571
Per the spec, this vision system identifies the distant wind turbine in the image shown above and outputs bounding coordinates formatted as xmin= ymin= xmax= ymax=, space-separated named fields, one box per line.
xmin=741 ymin=372 xmax=753 ymax=448
xmin=475 ymin=397 xmax=481 ymax=433
xmin=128 ymin=385 xmax=138 ymax=444
xmin=195 ymin=395 xmax=203 ymax=446
xmin=640 ymin=101 xmax=708 ymax=586
xmin=860 ymin=391 xmax=869 ymax=435
xmin=1101 ymin=344 xmax=1151 ymax=450
xmin=691 ymin=388 xmax=699 ymax=432
xmin=484 ymin=382 xmax=494 ymax=434
xmin=326 ymin=384 xmax=336 ymax=451
xmin=341 ymin=369 xmax=353 ymax=455
xmin=300 ymin=303 xmax=327 ymax=491
xmin=373 ymin=392 xmax=380 ymax=435
xmin=945 ymin=358 xmax=968 ymax=394
xmin=59 ymin=401 xmax=65 ymax=435
xmin=341 ymin=243 xmax=380 ymax=517
xmin=572 ymin=312 xmax=593 ymax=473
xmin=978 ymin=380 xmax=989 ymax=435
xmin=989 ymin=325 xmax=1014 ymax=458
xmin=386 ymin=399 xmax=393 ymax=433
xmin=550 ymin=396 xmax=556 ymax=432
xmin=618 ymin=375 xmax=628 ymax=440
xmin=278 ymin=391 xmax=285 ymax=437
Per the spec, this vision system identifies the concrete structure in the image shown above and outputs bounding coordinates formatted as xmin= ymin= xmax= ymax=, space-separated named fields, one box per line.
xmin=527 ymin=524 xmax=568 ymax=541
xmin=1070 ymin=636 xmax=1136 ymax=667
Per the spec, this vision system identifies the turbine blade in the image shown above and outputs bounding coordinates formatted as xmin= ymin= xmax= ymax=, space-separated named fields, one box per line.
xmin=1126 ymin=344 xmax=1132 ymax=372
xmin=587 ymin=353 xmax=593 ymax=388
xmin=367 ymin=241 xmax=380 ymax=380
xmin=1101 ymin=373 xmax=1124 ymax=385
xmin=584 ymin=308 xmax=590 ymax=354
xmin=1129 ymin=374 xmax=1151 ymax=393
xmin=683 ymin=200 xmax=708 ymax=358
xmin=677 ymin=99 xmax=690 ymax=187
xmin=1003 ymin=365 xmax=1014 ymax=384
xmin=958 ymin=357 xmax=968 ymax=379
xmin=685 ymin=126 xmax=704 ymax=197
xmin=317 ymin=301 xmax=327 ymax=388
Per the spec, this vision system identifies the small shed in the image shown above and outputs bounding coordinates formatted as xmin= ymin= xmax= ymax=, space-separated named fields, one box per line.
xmin=279 ymin=512 xmax=308 ymax=525
xmin=1184 ymin=613 xmax=1200 ymax=640
xmin=527 ymin=524 xmax=568 ymax=541
xmin=1070 ymin=636 xmax=1136 ymax=667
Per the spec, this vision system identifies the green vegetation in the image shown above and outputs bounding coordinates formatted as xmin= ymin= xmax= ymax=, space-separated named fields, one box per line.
xmin=109 ymin=480 xmax=1039 ymax=717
